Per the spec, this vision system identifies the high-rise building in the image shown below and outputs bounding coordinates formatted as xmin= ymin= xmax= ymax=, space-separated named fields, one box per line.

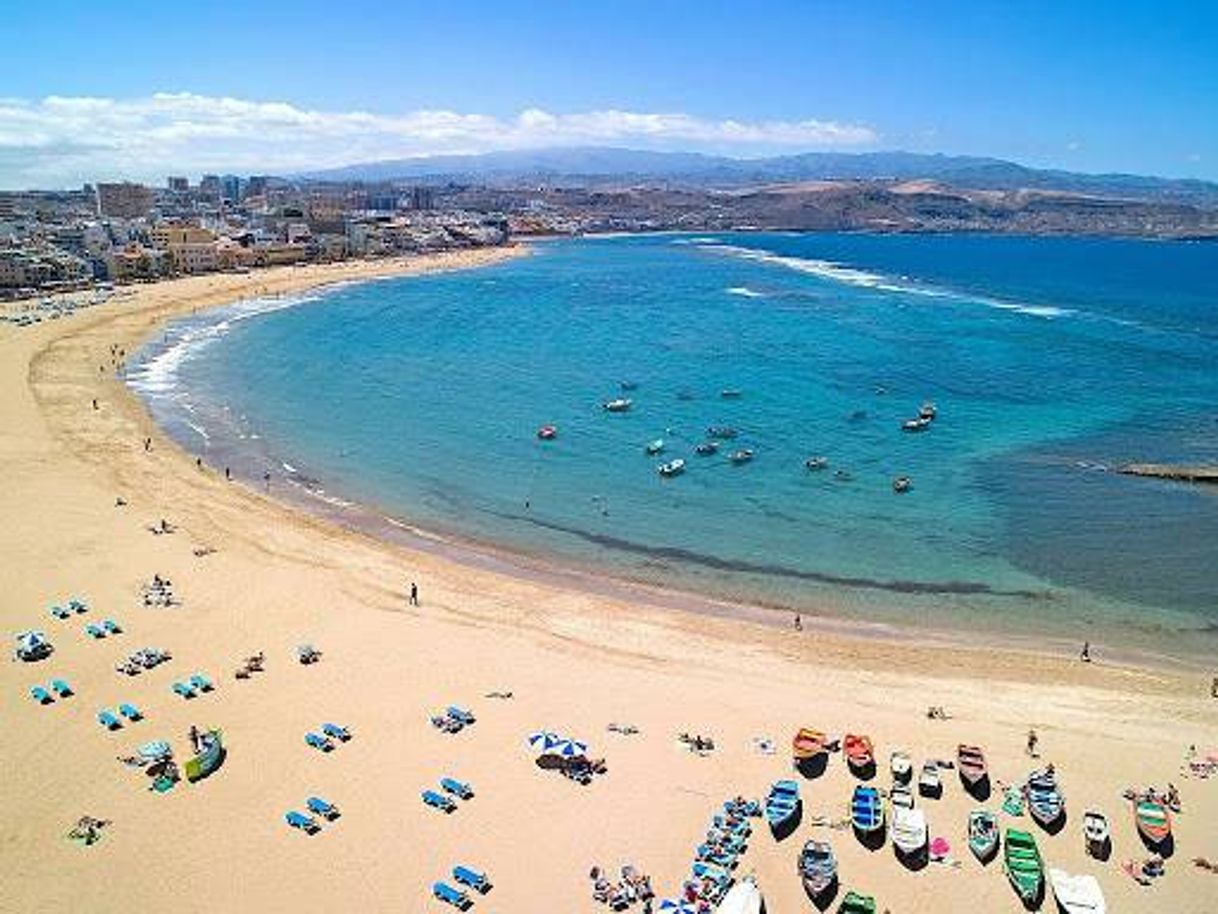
xmin=245 ymin=175 xmax=270 ymax=199
xmin=167 ymin=176 xmax=189 ymax=192
xmin=199 ymin=175 xmax=222 ymax=199
xmin=220 ymin=174 xmax=243 ymax=204
xmin=96 ymin=182 xmax=155 ymax=219
xmin=410 ymin=186 xmax=435 ymax=211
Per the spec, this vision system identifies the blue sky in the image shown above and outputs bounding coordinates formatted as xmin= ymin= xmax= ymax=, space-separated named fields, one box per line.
xmin=1 ymin=0 xmax=1215 ymax=187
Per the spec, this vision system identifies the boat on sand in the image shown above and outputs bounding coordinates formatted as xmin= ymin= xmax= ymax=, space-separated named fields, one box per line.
xmin=715 ymin=874 xmax=762 ymax=914
xmin=918 ymin=761 xmax=941 ymax=796
xmin=968 ymin=810 xmax=999 ymax=862
xmin=798 ymin=840 xmax=836 ymax=898
xmin=851 ymin=785 xmax=884 ymax=835
xmin=844 ymin=733 xmax=874 ymax=773
xmin=1083 ymin=810 xmax=1110 ymax=857
xmin=838 ymin=890 xmax=876 ymax=914
xmin=1133 ymin=798 xmax=1171 ymax=845
xmin=891 ymin=806 xmax=927 ymax=855
xmin=1026 ymin=767 xmax=1065 ymax=827
xmin=1003 ymin=828 xmax=1043 ymax=904
xmin=1049 ymin=868 xmax=1106 ymax=914
xmin=793 ymin=728 xmax=827 ymax=762
xmin=765 ymin=780 xmax=801 ymax=834
xmin=957 ymin=744 xmax=987 ymax=788
xmin=890 ymin=750 xmax=912 ymax=782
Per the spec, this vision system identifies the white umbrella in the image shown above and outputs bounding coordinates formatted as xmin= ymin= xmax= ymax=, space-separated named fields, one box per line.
xmin=527 ymin=731 xmax=563 ymax=753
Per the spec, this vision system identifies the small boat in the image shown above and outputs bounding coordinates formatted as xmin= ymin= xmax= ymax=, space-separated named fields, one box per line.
xmin=918 ymin=761 xmax=941 ymax=796
xmin=968 ymin=810 xmax=1000 ymax=862
xmin=620 ymin=380 xmax=638 ymax=391
xmin=720 ymin=389 xmax=742 ymax=399
xmin=537 ymin=424 xmax=557 ymax=440
xmin=843 ymin=733 xmax=874 ymax=773
xmin=1026 ymin=767 xmax=1065 ymax=827
xmin=890 ymin=783 xmax=914 ymax=810
xmin=957 ymin=744 xmax=987 ymax=788
xmin=919 ymin=402 xmax=937 ymax=421
xmin=792 ymin=727 xmax=828 ymax=762
xmin=798 ymin=840 xmax=837 ymax=898
xmin=805 ymin=456 xmax=829 ymax=470
xmin=891 ymin=806 xmax=927 ymax=855
xmin=706 ymin=425 xmax=738 ymax=439
xmin=1133 ymin=797 xmax=1172 ymax=845
xmin=715 ymin=874 xmax=763 ymax=914
xmin=603 ymin=398 xmax=633 ymax=412
xmin=1004 ymin=829 xmax=1044 ymax=904
xmin=892 ymin=475 xmax=912 ymax=493
xmin=765 ymin=779 xmax=801 ymax=833
xmin=837 ymin=890 xmax=876 ymax=914
xmin=834 ymin=469 xmax=853 ymax=482
xmin=901 ymin=417 xmax=932 ymax=433
xmin=1083 ymin=810 xmax=1110 ymax=857
xmin=1049 ymin=868 xmax=1106 ymax=914
xmin=850 ymin=785 xmax=884 ymax=834
xmin=695 ymin=441 xmax=719 ymax=456
xmin=728 ymin=449 xmax=754 ymax=465
xmin=658 ymin=459 xmax=686 ymax=478
xmin=890 ymin=750 xmax=912 ymax=783
xmin=644 ymin=438 xmax=665 ymax=455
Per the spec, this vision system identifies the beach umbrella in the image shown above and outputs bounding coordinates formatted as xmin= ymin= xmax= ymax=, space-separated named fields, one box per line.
xmin=527 ymin=731 xmax=563 ymax=753
xmin=138 ymin=740 xmax=172 ymax=761
xmin=552 ymin=738 xmax=589 ymax=758
xmin=930 ymin=836 xmax=951 ymax=859
xmin=659 ymin=900 xmax=698 ymax=913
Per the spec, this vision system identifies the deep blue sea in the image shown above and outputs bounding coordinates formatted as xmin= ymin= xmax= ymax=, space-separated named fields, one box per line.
xmin=128 ymin=234 xmax=1218 ymax=661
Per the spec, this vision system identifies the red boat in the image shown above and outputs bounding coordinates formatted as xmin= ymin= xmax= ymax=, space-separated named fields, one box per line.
xmin=843 ymin=733 xmax=874 ymax=772
xmin=537 ymin=425 xmax=557 ymax=440
xmin=957 ymin=744 xmax=988 ymax=786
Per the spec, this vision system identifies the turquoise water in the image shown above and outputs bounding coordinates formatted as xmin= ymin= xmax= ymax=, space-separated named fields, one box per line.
xmin=129 ymin=234 xmax=1218 ymax=660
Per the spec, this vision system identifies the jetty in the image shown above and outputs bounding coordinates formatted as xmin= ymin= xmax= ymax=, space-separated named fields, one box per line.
xmin=1117 ymin=463 xmax=1218 ymax=484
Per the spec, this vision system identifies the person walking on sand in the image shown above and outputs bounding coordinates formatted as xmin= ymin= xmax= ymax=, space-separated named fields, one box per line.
xmin=409 ymin=581 xmax=419 ymax=606
xmin=794 ymin=613 xmax=802 ymax=631
xmin=1080 ymin=641 xmax=1091 ymax=662
xmin=144 ymin=437 xmax=152 ymax=452
xmin=1211 ymin=676 xmax=1217 ymax=699
xmin=1026 ymin=728 xmax=1039 ymax=758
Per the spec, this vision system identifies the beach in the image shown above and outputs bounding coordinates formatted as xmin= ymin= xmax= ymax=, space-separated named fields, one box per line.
xmin=2 ymin=248 xmax=1216 ymax=913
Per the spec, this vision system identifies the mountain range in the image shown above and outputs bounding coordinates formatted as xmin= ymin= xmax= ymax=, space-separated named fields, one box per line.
xmin=301 ymin=147 xmax=1218 ymax=207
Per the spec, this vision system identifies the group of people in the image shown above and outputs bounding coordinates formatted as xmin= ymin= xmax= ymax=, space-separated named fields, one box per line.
xmin=142 ymin=574 xmax=176 ymax=607
xmin=589 ymin=864 xmax=655 ymax=911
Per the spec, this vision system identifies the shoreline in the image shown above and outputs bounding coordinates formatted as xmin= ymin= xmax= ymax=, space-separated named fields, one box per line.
xmin=119 ymin=248 xmax=1211 ymax=675
xmin=4 ymin=243 xmax=1217 ymax=914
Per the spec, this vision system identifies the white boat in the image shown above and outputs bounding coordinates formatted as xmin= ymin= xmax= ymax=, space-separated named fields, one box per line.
xmin=902 ymin=417 xmax=932 ymax=432
xmin=728 ymin=449 xmax=755 ymax=465
xmin=715 ymin=874 xmax=763 ymax=914
xmin=805 ymin=455 xmax=829 ymax=470
xmin=890 ymin=783 xmax=914 ymax=810
xmin=1082 ymin=810 xmax=1109 ymax=857
xmin=891 ymin=806 xmax=927 ymax=855
xmin=890 ymin=750 xmax=913 ymax=782
xmin=918 ymin=761 xmax=941 ymax=796
xmin=658 ymin=459 xmax=686 ymax=478
xmin=645 ymin=438 xmax=665 ymax=455
xmin=603 ymin=398 xmax=633 ymax=412
xmin=1049 ymin=868 xmax=1106 ymax=914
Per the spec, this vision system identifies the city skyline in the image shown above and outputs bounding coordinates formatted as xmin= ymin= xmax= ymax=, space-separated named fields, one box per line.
xmin=2 ymin=1 xmax=1216 ymax=188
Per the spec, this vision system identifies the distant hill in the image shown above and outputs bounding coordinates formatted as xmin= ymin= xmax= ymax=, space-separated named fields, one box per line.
xmin=300 ymin=147 xmax=1218 ymax=206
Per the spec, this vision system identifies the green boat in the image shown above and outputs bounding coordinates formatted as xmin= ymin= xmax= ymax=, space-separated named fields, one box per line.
xmin=1003 ymin=829 xmax=1043 ymax=903
xmin=838 ymin=891 xmax=876 ymax=914
xmin=968 ymin=809 xmax=999 ymax=862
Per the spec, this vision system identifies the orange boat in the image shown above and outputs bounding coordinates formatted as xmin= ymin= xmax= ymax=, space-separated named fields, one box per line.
xmin=793 ymin=728 xmax=827 ymax=761
xmin=843 ymin=733 xmax=874 ymax=771
xmin=957 ymin=744 xmax=988 ymax=786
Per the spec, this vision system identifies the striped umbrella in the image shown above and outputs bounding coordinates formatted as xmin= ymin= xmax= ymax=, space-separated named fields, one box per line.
xmin=553 ymin=738 xmax=589 ymax=758
xmin=526 ymin=731 xmax=563 ymax=753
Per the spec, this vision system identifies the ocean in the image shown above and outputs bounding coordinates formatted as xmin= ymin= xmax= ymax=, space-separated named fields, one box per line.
xmin=127 ymin=233 xmax=1218 ymax=663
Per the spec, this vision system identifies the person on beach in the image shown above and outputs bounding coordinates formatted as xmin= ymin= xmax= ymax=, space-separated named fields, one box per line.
xmin=263 ymin=471 xmax=271 ymax=491
xmin=794 ymin=613 xmax=802 ymax=631
xmin=225 ymin=467 xmax=231 ymax=481
xmin=92 ymin=398 xmax=98 ymax=410
xmin=1026 ymin=728 xmax=1039 ymax=757
xmin=144 ymin=437 xmax=152 ymax=452
xmin=196 ymin=457 xmax=203 ymax=471
xmin=1211 ymin=676 xmax=1217 ymax=698
xmin=409 ymin=581 xmax=419 ymax=606
xmin=1080 ymin=641 xmax=1091 ymax=662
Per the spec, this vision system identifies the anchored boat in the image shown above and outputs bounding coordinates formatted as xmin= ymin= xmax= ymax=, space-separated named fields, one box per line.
xmin=657 ymin=459 xmax=686 ymax=478
xmin=603 ymin=398 xmax=633 ymax=412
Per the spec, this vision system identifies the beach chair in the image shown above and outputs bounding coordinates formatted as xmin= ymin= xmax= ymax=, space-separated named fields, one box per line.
xmin=97 ymin=709 xmax=122 ymax=730
xmin=284 ymin=811 xmax=320 ymax=835
xmin=51 ymin=678 xmax=73 ymax=698
xmin=188 ymin=673 xmax=214 ymax=692
xmin=306 ymin=796 xmax=340 ymax=820
xmin=50 ymin=605 xmax=71 ymax=620
xmin=422 ymin=790 xmax=456 ymax=813
xmin=102 ymin=619 xmax=123 ymax=635
xmin=431 ymin=882 xmax=471 ymax=910
xmin=85 ymin=623 xmax=106 ymax=639
xmin=69 ymin=598 xmax=87 ymax=613
xmin=321 ymin=722 xmax=351 ymax=742
xmin=431 ymin=714 xmax=462 ymax=733
xmin=452 ymin=865 xmax=491 ymax=894
xmin=119 ymin=702 xmax=142 ymax=721
xmin=446 ymin=706 xmax=475 ymax=725
xmin=172 ymin=681 xmax=196 ymax=699
xmin=305 ymin=732 xmax=334 ymax=752
xmin=30 ymin=685 xmax=54 ymax=704
xmin=440 ymin=777 xmax=474 ymax=800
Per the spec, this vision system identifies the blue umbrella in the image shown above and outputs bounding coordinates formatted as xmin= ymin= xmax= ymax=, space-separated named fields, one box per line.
xmin=553 ymin=739 xmax=589 ymax=758
xmin=659 ymin=900 xmax=698 ymax=913
xmin=526 ymin=731 xmax=563 ymax=753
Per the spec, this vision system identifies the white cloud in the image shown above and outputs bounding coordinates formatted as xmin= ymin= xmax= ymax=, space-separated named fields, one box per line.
xmin=0 ymin=92 xmax=877 ymax=188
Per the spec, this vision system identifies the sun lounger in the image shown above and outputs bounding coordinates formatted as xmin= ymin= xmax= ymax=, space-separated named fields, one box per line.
xmin=85 ymin=623 xmax=106 ymax=639
xmin=119 ymin=702 xmax=142 ymax=721
xmin=102 ymin=619 xmax=123 ymax=634
xmin=452 ymin=865 xmax=491 ymax=893
xmin=172 ymin=681 xmax=196 ymax=699
xmin=422 ymin=790 xmax=456 ymax=813
xmin=51 ymin=678 xmax=73 ymax=698
xmin=305 ymin=732 xmax=334 ymax=752
xmin=431 ymin=882 xmax=471 ymax=909
xmin=446 ymin=706 xmax=475 ymax=725
xmin=440 ymin=777 xmax=474 ymax=800
xmin=97 ymin=709 xmax=122 ymax=730
xmin=69 ymin=598 xmax=87 ymax=613
xmin=50 ymin=605 xmax=71 ymax=620
xmin=30 ymin=685 xmax=54 ymax=704
xmin=307 ymin=796 xmax=340 ymax=820
xmin=285 ymin=811 xmax=320 ymax=834
xmin=431 ymin=715 xmax=463 ymax=733
xmin=321 ymin=722 xmax=351 ymax=741
xmin=188 ymin=674 xmax=213 ymax=692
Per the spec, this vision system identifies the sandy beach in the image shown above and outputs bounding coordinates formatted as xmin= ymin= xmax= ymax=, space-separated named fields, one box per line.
xmin=2 ymin=249 xmax=1216 ymax=913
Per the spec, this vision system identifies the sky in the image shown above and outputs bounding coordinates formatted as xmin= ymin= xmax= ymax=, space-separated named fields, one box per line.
xmin=1 ymin=0 xmax=1215 ymax=188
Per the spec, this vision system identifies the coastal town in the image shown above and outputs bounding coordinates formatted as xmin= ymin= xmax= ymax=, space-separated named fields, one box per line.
xmin=0 ymin=176 xmax=511 ymax=304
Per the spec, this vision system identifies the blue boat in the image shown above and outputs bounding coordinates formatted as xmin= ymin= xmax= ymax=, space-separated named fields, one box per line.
xmin=765 ymin=779 xmax=801 ymax=833
xmin=851 ymin=785 xmax=885 ymax=834
xmin=1026 ymin=767 xmax=1065 ymax=828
